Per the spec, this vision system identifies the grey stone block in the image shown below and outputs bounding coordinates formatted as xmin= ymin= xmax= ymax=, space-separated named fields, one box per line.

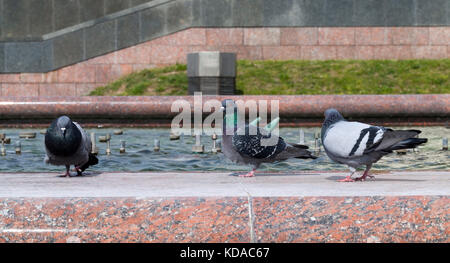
xmin=191 ymin=0 xmax=203 ymax=26
xmin=448 ymin=0 xmax=450 ymax=25
xmin=188 ymin=52 xmax=236 ymax=95
xmin=0 ymin=0 xmax=3 ymax=39
xmin=263 ymin=0 xmax=296 ymax=26
xmin=5 ymin=41 xmax=52 ymax=73
xmin=324 ymin=0 xmax=354 ymax=26
xmin=79 ymin=0 xmax=105 ymax=22
xmin=296 ymin=0 xmax=326 ymax=26
xmin=2 ymin=0 xmax=29 ymax=39
xmin=197 ymin=51 xmax=222 ymax=76
xmin=85 ymin=20 xmax=116 ymax=59
xmin=131 ymin=0 xmax=152 ymax=7
xmin=233 ymin=0 xmax=263 ymax=26
xmin=187 ymin=53 xmax=199 ymax=77
xmin=29 ymin=0 xmax=53 ymax=36
xmin=416 ymin=0 xmax=448 ymax=26
xmin=117 ymin=13 xmax=140 ymax=48
xmin=140 ymin=5 xmax=167 ymax=41
xmin=383 ymin=0 xmax=415 ymax=26
xmin=166 ymin=0 xmax=193 ymax=33
xmin=117 ymin=13 xmax=140 ymax=49
xmin=201 ymin=0 xmax=233 ymax=27
xmin=0 ymin=43 xmax=5 ymax=72
xmin=54 ymin=0 xmax=80 ymax=31
xmin=188 ymin=52 xmax=236 ymax=77
xmin=53 ymin=29 xmax=84 ymax=69
xmin=219 ymin=53 xmax=236 ymax=77
xmin=353 ymin=0 xmax=385 ymax=26
xmin=41 ymin=40 xmax=54 ymax=72
xmin=188 ymin=77 xmax=200 ymax=94
xmin=188 ymin=77 xmax=235 ymax=95
xmin=105 ymin=0 xmax=130 ymax=15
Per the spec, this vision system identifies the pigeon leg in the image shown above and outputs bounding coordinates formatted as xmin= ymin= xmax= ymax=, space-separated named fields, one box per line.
xmin=64 ymin=165 xmax=71 ymax=177
xmin=239 ymin=167 xmax=257 ymax=177
xmin=337 ymin=167 xmax=356 ymax=182
xmin=74 ymin=165 xmax=83 ymax=176
xmin=355 ymin=164 xmax=375 ymax=181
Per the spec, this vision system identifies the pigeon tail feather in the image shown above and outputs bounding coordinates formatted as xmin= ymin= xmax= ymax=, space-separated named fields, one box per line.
xmin=386 ymin=138 xmax=428 ymax=151
xmin=79 ymin=153 xmax=99 ymax=172
xmin=277 ymin=144 xmax=317 ymax=160
xmin=369 ymin=129 xmax=424 ymax=153
xmin=291 ymin=143 xmax=309 ymax=150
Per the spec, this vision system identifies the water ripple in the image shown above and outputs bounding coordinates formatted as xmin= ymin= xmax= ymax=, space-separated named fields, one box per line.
xmin=0 ymin=127 xmax=448 ymax=172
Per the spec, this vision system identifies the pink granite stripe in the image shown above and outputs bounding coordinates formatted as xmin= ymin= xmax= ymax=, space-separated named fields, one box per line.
xmin=253 ymin=196 xmax=449 ymax=242
xmin=0 ymin=196 xmax=447 ymax=243
xmin=0 ymin=95 xmax=447 ymax=119
xmin=0 ymin=197 xmax=250 ymax=243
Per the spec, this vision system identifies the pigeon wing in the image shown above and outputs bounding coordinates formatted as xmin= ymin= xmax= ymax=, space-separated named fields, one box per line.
xmin=232 ymin=125 xmax=286 ymax=159
xmin=367 ymin=129 xmax=422 ymax=153
xmin=323 ymin=121 xmax=385 ymax=158
xmin=73 ymin=121 xmax=92 ymax=154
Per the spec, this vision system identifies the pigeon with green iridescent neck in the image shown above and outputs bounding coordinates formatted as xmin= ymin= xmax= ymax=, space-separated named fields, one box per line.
xmin=44 ymin=116 xmax=98 ymax=177
xmin=220 ymin=100 xmax=316 ymax=177
xmin=321 ymin=109 xmax=427 ymax=182
xmin=249 ymin=116 xmax=280 ymax=132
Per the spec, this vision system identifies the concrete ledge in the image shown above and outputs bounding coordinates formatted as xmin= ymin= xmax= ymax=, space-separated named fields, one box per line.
xmin=0 ymin=171 xmax=448 ymax=242
xmin=1 ymin=171 xmax=449 ymax=198
xmin=0 ymin=95 xmax=448 ymax=127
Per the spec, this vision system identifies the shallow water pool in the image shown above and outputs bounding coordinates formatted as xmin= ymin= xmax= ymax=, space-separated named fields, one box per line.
xmin=0 ymin=127 xmax=448 ymax=173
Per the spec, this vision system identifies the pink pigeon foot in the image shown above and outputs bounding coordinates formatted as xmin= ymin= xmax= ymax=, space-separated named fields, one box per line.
xmin=239 ymin=170 xmax=255 ymax=177
xmin=337 ymin=176 xmax=355 ymax=182
xmin=355 ymin=172 xmax=375 ymax=181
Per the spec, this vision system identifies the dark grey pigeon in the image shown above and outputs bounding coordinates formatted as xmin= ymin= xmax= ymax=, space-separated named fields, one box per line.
xmin=44 ymin=116 xmax=98 ymax=177
xmin=321 ymin=108 xmax=427 ymax=182
xmin=221 ymin=100 xmax=316 ymax=177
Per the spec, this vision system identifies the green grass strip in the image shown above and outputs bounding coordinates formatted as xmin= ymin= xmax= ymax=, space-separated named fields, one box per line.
xmin=89 ymin=59 xmax=450 ymax=96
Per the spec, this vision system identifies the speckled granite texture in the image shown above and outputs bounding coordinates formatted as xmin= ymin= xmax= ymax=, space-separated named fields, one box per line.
xmin=253 ymin=196 xmax=449 ymax=243
xmin=0 ymin=198 xmax=250 ymax=243
xmin=0 ymin=196 xmax=447 ymax=243
xmin=0 ymin=95 xmax=448 ymax=127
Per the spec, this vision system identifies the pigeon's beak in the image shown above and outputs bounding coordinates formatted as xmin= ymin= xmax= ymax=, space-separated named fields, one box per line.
xmin=60 ymin=127 xmax=66 ymax=137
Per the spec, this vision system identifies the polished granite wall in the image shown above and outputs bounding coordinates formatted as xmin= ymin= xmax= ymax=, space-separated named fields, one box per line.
xmin=0 ymin=196 xmax=448 ymax=242
xmin=0 ymin=26 xmax=449 ymax=97
xmin=0 ymin=0 xmax=449 ymax=73
xmin=0 ymin=0 xmax=154 ymax=41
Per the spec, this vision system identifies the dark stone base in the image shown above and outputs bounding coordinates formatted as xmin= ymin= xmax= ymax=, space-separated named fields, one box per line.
xmin=188 ymin=77 xmax=235 ymax=95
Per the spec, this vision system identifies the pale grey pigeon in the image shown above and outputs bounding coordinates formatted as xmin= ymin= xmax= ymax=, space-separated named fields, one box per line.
xmin=321 ymin=109 xmax=427 ymax=182
xmin=44 ymin=116 xmax=98 ymax=177
xmin=221 ymin=100 xmax=316 ymax=177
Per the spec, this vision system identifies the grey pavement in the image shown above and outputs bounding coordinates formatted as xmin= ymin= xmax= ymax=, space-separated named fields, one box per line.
xmin=0 ymin=171 xmax=448 ymax=198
